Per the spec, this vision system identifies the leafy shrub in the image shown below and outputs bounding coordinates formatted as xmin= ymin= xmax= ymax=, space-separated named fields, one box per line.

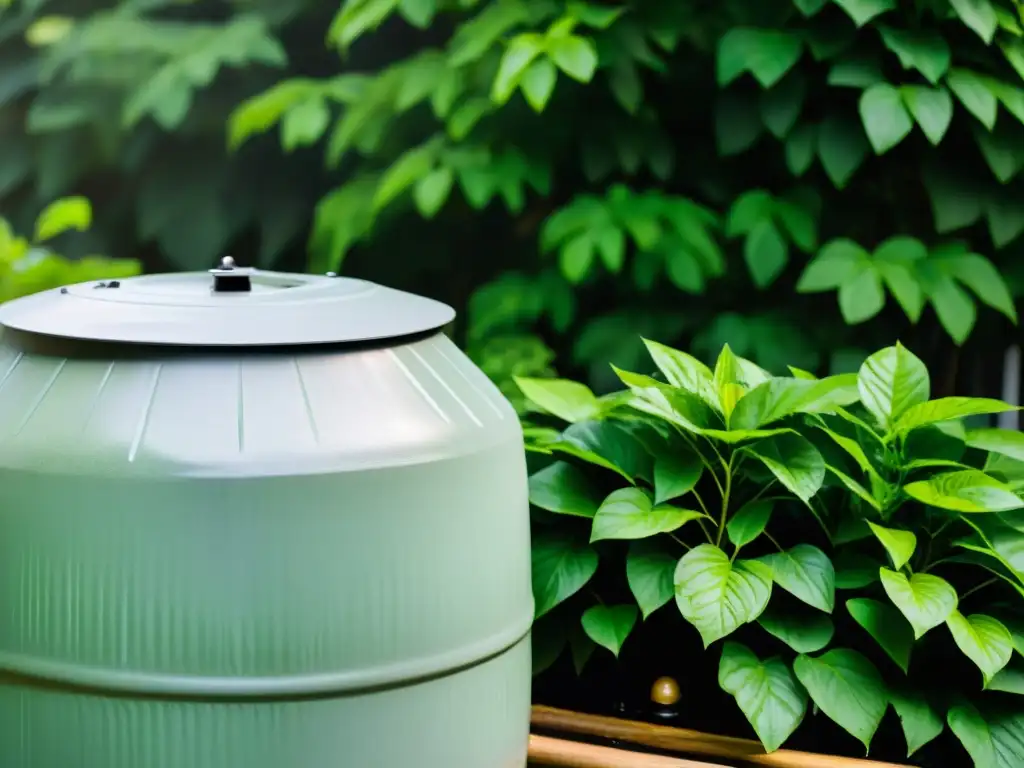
xmin=0 ymin=0 xmax=329 ymax=271
xmin=230 ymin=0 xmax=1024 ymax=394
xmin=522 ymin=339 xmax=1024 ymax=763
xmin=0 ymin=196 xmax=139 ymax=299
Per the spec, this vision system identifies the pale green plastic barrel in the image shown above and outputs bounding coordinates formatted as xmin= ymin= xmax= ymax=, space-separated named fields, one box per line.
xmin=0 ymin=268 xmax=533 ymax=768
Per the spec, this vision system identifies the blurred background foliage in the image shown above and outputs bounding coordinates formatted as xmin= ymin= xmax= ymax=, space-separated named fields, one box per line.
xmin=3 ymin=0 xmax=1024 ymax=408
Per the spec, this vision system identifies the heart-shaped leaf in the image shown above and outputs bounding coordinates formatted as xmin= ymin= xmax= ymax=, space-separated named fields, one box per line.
xmin=532 ymin=530 xmax=599 ymax=617
xmin=880 ymin=568 xmax=958 ymax=639
xmin=889 ymin=686 xmax=944 ymax=757
xmin=947 ymin=611 xmax=1013 ymax=685
xmin=591 ymin=487 xmax=704 ymax=542
xmin=868 ymin=521 xmax=917 ymax=570
xmin=761 ymin=544 xmax=836 ymax=612
xmin=719 ymin=642 xmax=808 ymax=752
xmin=675 ymin=544 xmax=773 ymax=646
xmin=529 ymin=462 xmax=602 ymax=518
xmin=744 ymin=433 xmax=826 ymax=503
xmin=727 ymin=499 xmax=774 ymax=548
xmin=846 ymin=597 xmax=914 ymax=672
xmin=758 ymin=604 xmax=835 ymax=653
xmin=793 ymin=649 xmax=888 ymax=750
xmin=581 ymin=604 xmax=639 ymax=657
xmin=858 ymin=343 xmax=929 ymax=429
xmin=653 ymin=449 xmax=703 ymax=504
xmin=626 ymin=539 xmax=677 ymax=619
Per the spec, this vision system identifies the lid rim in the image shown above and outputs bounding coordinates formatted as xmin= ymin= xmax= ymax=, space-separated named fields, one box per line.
xmin=0 ymin=271 xmax=456 ymax=348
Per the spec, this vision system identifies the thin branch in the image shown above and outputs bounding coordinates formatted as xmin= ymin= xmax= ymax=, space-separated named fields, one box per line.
xmin=670 ymin=532 xmax=692 ymax=551
xmin=763 ymin=530 xmax=785 ymax=552
xmin=960 ymin=578 xmax=999 ymax=602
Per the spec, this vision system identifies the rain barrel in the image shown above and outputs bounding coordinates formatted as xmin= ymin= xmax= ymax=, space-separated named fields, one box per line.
xmin=0 ymin=263 xmax=533 ymax=768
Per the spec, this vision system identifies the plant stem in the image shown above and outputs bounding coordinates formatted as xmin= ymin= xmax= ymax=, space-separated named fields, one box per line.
xmin=715 ymin=453 xmax=735 ymax=547
xmin=670 ymin=532 xmax=691 ymax=551
xmin=746 ymin=479 xmax=778 ymax=506
xmin=808 ymin=499 xmax=833 ymax=545
xmin=680 ymin=432 xmax=725 ymax=497
xmin=960 ymin=578 xmax=999 ymax=601
xmin=763 ymin=530 xmax=785 ymax=552
xmin=697 ymin=519 xmax=713 ymax=542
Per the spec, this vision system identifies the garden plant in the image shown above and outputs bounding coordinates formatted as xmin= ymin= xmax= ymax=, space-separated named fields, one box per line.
xmin=522 ymin=339 xmax=1024 ymax=765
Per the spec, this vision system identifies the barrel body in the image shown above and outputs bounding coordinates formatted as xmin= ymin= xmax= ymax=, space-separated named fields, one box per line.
xmin=0 ymin=331 xmax=533 ymax=768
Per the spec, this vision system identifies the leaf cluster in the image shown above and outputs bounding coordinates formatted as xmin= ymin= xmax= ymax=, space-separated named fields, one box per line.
xmin=522 ymin=339 xmax=1024 ymax=764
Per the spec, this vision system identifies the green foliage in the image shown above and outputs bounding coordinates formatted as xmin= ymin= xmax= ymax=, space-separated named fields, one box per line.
xmin=522 ymin=339 xmax=1024 ymax=763
xmin=224 ymin=0 xmax=1024 ymax=396
xmin=0 ymin=0 xmax=327 ymax=272
xmin=0 ymin=197 xmax=140 ymax=301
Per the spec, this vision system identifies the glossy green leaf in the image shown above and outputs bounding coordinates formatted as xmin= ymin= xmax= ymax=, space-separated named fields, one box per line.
xmin=492 ymin=34 xmax=544 ymax=103
xmin=413 ymin=167 xmax=454 ymax=218
xmin=727 ymin=500 xmax=774 ymax=548
xmin=758 ymin=604 xmax=835 ymax=652
xmin=950 ymin=0 xmax=998 ymax=43
xmin=529 ymin=462 xmax=602 ymax=518
xmin=796 ymin=239 xmax=866 ymax=292
xmin=988 ymin=660 xmax=1024 ymax=694
xmin=581 ymin=604 xmax=638 ymax=657
xmin=948 ymin=703 xmax=996 ymax=767
xmin=902 ymin=86 xmax=953 ymax=145
xmin=642 ymin=339 xmax=718 ymax=405
xmin=717 ymin=28 xmax=804 ymax=88
xmin=281 ymin=97 xmax=330 ymax=151
xmin=786 ymin=123 xmax=817 ymax=176
xmin=904 ymin=470 xmax=1024 ymax=513
xmin=591 ymin=487 xmax=704 ymax=542
xmin=879 ymin=26 xmax=950 ymax=84
xmin=627 ymin=539 xmax=677 ymax=619
xmin=839 ymin=262 xmax=886 ymax=324
xmin=761 ymin=544 xmax=835 ymax=613
xmin=793 ymin=649 xmax=888 ymax=750
xmin=516 ymin=377 xmax=600 ymax=422
xmin=880 ymin=568 xmax=958 ymax=639
xmin=938 ymin=253 xmax=1017 ymax=322
xmin=519 ymin=56 xmax=557 ymax=111
xmin=373 ymin=140 xmax=441 ymax=211
xmin=719 ymin=642 xmax=808 ymax=752
xmin=835 ymin=551 xmax=884 ymax=589
xmin=744 ymin=433 xmax=826 ymax=504
xmin=653 ymin=450 xmax=704 ymax=504
xmin=947 ymin=69 xmax=998 ymax=129
xmin=968 ymin=428 xmax=1024 ymax=462
xmin=867 ymin=522 xmax=917 ymax=570
xmin=561 ymin=420 xmax=652 ymax=481
xmin=896 ymin=398 xmax=1018 ymax=434
xmin=928 ymin=274 xmax=977 ymax=344
xmin=674 ymin=544 xmax=773 ymax=647
xmin=846 ymin=597 xmax=914 ymax=672
xmin=817 ymin=114 xmax=869 ymax=188
xmin=760 ymin=74 xmax=807 ymax=139
xmin=833 ymin=0 xmax=895 ymax=26
xmin=857 ymin=343 xmax=930 ymax=429
xmin=745 ymin=220 xmax=789 ymax=288
xmin=889 ymin=687 xmax=944 ymax=757
xmin=532 ymin=530 xmax=599 ymax=617
xmin=731 ymin=375 xmax=859 ymax=430
xmin=860 ymin=83 xmax=913 ymax=155
xmin=947 ymin=611 xmax=1013 ymax=684
xmin=34 ymin=196 xmax=91 ymax=242
xmin=548 ymin=35 xmax=598 ymax=82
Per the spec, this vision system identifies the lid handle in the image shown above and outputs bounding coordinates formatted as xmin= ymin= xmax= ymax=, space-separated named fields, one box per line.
xmin=209 ymin=256 xmax=253 ymax=293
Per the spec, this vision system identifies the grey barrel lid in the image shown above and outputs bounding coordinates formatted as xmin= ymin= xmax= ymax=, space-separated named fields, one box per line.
xmin=0 ymin=261 xmax=456 ymax=347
